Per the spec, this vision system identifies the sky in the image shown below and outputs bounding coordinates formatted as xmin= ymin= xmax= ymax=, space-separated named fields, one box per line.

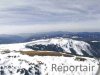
xmin=0 ymin=0 xmax=100 ymax=34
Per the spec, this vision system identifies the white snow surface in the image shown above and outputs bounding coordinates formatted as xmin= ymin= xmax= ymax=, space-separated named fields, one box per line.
xmin=0 ymin=52 xmax=99 ymax=75
xmin=0 ymin=42 xmax=32 ymax=51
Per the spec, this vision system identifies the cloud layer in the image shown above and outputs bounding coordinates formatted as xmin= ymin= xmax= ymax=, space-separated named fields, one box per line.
xmin=0 ymin=0 xmax=100 ymax=33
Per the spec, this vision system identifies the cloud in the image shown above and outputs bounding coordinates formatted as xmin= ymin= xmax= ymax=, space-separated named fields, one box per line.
xmin=0 ymin=0 xmax=99 ymax=33
xmin=0 ymin=21 xmax=100 ymax=34
xmin=0 ymin=0 xmax=100 ymax=23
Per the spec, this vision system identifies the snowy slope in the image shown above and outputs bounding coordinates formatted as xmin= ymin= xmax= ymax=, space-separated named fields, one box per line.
xmin=0 ymin=38 xmax=95 ymax=57
xmin=26 ymin=38 xmax=93 ymax=56
xmin=0 ymin=52 xmax=99 ymax=75
xmin=0 ymin=42 xmax=32 ymax=51
xmin=0 ymin=38 xmax=99 ymax=75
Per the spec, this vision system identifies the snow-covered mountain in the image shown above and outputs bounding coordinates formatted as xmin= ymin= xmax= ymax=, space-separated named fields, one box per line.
xmin=26 ymin=38 xmax=93 ymax=57
xmin=0 ymin=38 xmax=97 ymax=57
xmin=0 ymin=38 xmax=100 ymax=75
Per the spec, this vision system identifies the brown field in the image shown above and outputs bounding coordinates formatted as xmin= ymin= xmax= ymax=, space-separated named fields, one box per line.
xmin=19 ymin=51 xmax=74 ymax=57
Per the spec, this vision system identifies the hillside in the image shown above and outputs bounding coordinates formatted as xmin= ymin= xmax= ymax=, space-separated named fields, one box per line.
xmin=0 ymin=38 xmax=99 ymax=57
xmin=0 ymin=51 xmax=99 ymax=75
